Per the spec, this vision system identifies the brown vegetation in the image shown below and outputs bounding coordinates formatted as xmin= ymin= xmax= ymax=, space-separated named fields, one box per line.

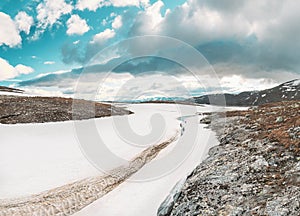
xmin=226 ymin=100 xmax=300 ymax=151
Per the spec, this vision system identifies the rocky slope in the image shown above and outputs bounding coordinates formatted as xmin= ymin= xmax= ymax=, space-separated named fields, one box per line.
xmin=194 ymin=79 xmax=300 ymax=106
xmin=158 ymin=100 xmax=300 ymax=216
xmin=0 ymin=95 xmax=132 ymax=124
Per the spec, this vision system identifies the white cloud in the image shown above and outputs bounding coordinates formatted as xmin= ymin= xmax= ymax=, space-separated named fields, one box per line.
xmin=112 ymin=15 xmax=123 ymax=29
xmin=110 ymin=0 xmax=149 ymax=8
xmin=36 ymin=0 xmax=73 ymax=29
xmin=14 ymin=11 xmax=34 ymax=35
xmin=76 ymin=0 xmax=107 ymax=11
xmin=15 ymin=64 xmax=34 ymax=75
xmin=44 ymin=61 xmax=55 ymax=65
xmin=21 ymin=86 xmax=66 ymax=97
xmin=0 ymin=57 xmax=34 ymax=81
xmin=0 ymin=12 xmax=22 ymax=47
xmin=130 ymin=0 xmax=167 ymax=35
xmin=108 ymin=73 xmax=192 ymax=101
xmin=35 ymin=69 xmax=69 ymax=79
xmin=134 ymin=0 xmax=252 ymax=44
xmin=73 ymin=40 xmax=80 ymax=45
xmin=126 ymin=0 xmax=300 ymax=74
xmin=220 ymin=75 xmax=278 ymax=93
xmin=145 ymin=0 xmax=164 ymax=30
xmin=211 ymin=62 xmax=300 ymax=85
xmin=0 ymin=58 xmax=17 ymax=80
xmin=131 ymin=0 xmax=300 ymax=63
xmin=66 ymin=14 xmax=90 ymax=35
xmin=90 ymin=28 xmax=116 ymax=44
xmin=76 ymin=0 xmax=149 ymax=11
xmin=101 ymin=18 xmax=108 ymax=26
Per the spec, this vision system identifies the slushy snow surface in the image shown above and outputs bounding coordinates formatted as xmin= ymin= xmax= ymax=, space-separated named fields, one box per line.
xmin=0 ymin=103 xmax=246 ymax=215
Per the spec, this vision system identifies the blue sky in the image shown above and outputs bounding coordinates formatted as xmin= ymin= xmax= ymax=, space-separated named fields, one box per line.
xmin=0 ymin=0 xmax=182 ymax=70
xmin=0 ymin=0 xmax=299 ymax=100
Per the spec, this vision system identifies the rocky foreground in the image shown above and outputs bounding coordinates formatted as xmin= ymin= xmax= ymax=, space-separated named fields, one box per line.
xmin=0 ymin=95 xmax=132 ymax=124
xmin=158 ymin=100 xmax=300 ymax=216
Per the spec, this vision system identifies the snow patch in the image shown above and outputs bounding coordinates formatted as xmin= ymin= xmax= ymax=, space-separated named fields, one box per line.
xmin=291 ymin=79 xmax=300 ymax=86
xmin=0 ymin=103 xmax=248 ymax=215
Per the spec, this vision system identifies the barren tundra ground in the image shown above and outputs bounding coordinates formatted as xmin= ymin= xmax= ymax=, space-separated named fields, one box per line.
xmin=162 ymin=100 xmax=300 ymax=216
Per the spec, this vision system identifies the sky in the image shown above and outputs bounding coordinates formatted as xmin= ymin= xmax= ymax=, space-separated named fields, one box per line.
xmin=0 ymin=0 xmax=299 ymax=101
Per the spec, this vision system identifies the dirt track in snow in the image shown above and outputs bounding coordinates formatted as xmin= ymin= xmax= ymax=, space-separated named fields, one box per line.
xmin=0 ymin=133 xmax=178 ymax=216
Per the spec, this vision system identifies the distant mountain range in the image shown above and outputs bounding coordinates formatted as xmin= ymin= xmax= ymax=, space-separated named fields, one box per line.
xmin=194 ymin=79 xmax=300 ymax=106
xmin=0 ymin=86 xmax=24 ymax=93
xmin=1 ymin=79 xmax=299 ymax=106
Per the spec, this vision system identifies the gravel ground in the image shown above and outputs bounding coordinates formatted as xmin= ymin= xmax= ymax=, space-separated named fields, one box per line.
xmin=0 ymin=95 xmax=132 ymax=124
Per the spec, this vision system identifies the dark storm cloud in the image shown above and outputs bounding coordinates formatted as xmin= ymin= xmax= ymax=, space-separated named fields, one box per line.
xmin=19 ymin=56 xmax=187 ymax=87
xmin=18 ymin=68 xmax=83 ymax=87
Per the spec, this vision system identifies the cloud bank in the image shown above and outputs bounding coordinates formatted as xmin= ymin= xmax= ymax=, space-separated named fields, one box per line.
xmin=0 ymin=58 xmax=34 ymax=81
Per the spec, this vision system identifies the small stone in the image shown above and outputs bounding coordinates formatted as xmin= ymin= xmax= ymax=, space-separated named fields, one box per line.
xmin=250 ymin=156 xmax=269 ymax=171
xmin=275 ymin=116 xmax=283 ymax=123
xmin=200 ymin=117 xmax=211 ymax=124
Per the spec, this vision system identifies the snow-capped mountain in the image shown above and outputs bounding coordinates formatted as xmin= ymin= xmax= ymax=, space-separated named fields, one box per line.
xmin=194 ymin=79 xmax=300 ymax=106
